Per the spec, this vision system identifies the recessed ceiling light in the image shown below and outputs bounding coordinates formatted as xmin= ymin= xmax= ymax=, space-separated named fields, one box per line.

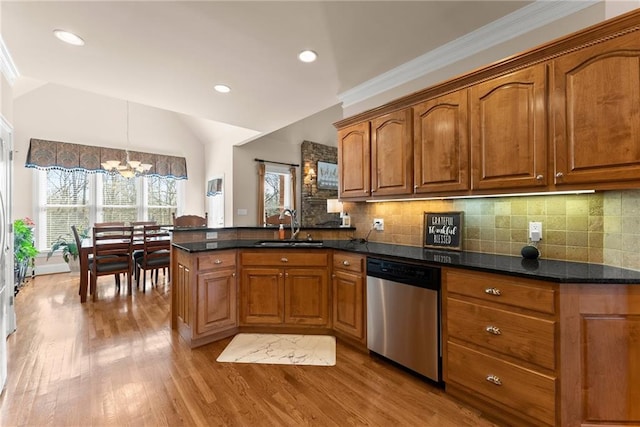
xmin=298 ymin=50 xmax=318 ymax=63
xmin=53 ymin=29 xmax=85 ymax=46
xmin=214 ymin=84 xmax=231 ymax=93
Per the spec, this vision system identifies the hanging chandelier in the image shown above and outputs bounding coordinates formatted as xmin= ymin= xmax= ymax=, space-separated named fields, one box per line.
xmin=101 ymin=101 xmax=152 ymax=178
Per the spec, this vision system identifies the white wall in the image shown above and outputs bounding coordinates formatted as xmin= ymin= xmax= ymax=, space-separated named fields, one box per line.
xmin=342 ymin=2 xmax=610 ymax=117
xmin=232 ymin=104 xmax=342 ymax=226
xmin=12 ymin=84 xmax=207 ymax=221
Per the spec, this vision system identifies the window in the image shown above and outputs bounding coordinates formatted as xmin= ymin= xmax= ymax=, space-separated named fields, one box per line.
xmin=36 ymin=170 xmax=180 ymax=249
xmin=264 ymin=164 xmax=292 ymax=218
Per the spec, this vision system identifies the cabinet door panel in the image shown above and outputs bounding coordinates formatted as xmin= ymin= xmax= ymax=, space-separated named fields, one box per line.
xmin=471 ymin=65 xmax=547 ymax=190
xmin=195 ymin=269 xmax=237 ymax=336
xmin=240 ymin=267 xmax=283 ymax=324
xmin=338 ymin=122 xmax=370 ymax=198
xmin=413 ymin=90 xmax=470 ymax=193
xmin=371 ymin=109 xmax=413 ymax=196
xmin=333 ymin=269 xmax=364 ymax=340
xmin=553 ymin=31 xmax=640 ymax=185
xmin=284 ymin=268 xmax=329 ymax=326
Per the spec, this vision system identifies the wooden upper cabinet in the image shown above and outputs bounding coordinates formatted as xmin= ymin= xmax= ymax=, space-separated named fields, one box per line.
xmin=470 ymin=64 xmax=547 ymax=191
xmin=371 ymin=109 xmax=413 ymax=197
xmin=552 ymin=30 xmax=640 ymax=187
xmin=338 ymin=121 xmax=370 ymax=199
xmin=413 ymin=90 xmax=470 ymax=194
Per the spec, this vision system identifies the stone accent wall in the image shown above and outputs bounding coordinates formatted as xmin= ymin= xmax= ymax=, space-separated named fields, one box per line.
xmin=300 ymin=141 xmax=339 ymax=227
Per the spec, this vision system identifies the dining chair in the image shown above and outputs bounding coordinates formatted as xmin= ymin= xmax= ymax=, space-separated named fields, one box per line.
xmin=172 ymin=212 xmax=208 ymax=227
xmin=73 ymin=224 xmax=125 ymax=295
xmin=135 ymin=225 xmax=170 ymax=292
xmin=94 ymin=221 xmax=125 ymax=227
xmin=89 ymin=225 xmax=134 ymax=301
xmin=130 ymin=221 xmax=159 ymax=282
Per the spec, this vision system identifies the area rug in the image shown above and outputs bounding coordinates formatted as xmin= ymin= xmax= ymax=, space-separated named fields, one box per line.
xmin=216 ymin=333 xmax=336 ymax=366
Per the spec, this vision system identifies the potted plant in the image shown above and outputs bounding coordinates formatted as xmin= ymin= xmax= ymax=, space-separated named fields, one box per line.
xmin=14 ymin=217 xmax=38 ymax=287
xmin=47 ymin=228 xmax=88 ymax=273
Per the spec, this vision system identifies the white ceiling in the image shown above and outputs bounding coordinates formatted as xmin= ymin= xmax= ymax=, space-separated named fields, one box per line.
xmin=3 ymin=1 xmax=595 ymax=146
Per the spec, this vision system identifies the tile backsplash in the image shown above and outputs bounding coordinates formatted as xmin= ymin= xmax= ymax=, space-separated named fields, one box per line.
xmin=345 ymin=189 xmax=640 ymax=271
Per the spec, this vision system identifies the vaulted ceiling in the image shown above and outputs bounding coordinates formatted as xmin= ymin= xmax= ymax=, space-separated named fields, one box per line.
xmin=3 ymin=1 xmax=599 ymax=145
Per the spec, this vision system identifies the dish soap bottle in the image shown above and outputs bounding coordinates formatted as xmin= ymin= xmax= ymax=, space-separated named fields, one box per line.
xmin=341 ymin=212 xmax=351 ymax=227
xmin=278 ymin=224 xmax=285 ymax=240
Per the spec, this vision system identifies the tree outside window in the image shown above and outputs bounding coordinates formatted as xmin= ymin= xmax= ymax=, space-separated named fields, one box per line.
xmin=37 ymin=169 xmax=179 ymax=250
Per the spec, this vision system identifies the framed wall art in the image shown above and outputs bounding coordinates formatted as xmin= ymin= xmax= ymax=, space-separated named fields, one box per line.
xmin=317 ymin=161 xmax=338 ymax=190
xmin=423 ymin=211 xmax=463 ymax=251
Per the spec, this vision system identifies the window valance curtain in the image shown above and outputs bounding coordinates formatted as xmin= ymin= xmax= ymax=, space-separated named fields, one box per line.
xmin=25 ymin=138 xmax=188 ymax=179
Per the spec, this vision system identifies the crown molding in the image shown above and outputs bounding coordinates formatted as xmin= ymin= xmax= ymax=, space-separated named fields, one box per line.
xmin=0 ymin=35 xmax=19 ymax=85
xmin=337 ymin=0 xmax=599 ymax=108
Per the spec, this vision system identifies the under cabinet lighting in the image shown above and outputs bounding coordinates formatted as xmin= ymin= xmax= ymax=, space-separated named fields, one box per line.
xmin=365 ymin=189 xmax=596 ymax=203
xmin=53 ymin=29 xmax=85 ymax=46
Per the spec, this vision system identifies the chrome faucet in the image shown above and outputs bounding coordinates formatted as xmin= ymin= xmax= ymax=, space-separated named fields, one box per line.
xmin=279 ymin=208 xmax=300 ymax=240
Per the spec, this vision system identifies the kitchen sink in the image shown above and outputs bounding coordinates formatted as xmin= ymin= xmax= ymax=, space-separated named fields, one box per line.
xmin=254 ymin=240 xmax=324 ymax=247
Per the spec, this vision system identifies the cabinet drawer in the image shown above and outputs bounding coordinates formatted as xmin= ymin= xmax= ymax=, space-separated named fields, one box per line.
xmin=445 ymin=269 xmax=556 ymax=314
xmin=447 ymin=342 xmax=556 ymax=426
xmin=241 ymin=250 xmax=328 ymax=267
xmin=332 ymin=252 xmax=365 ymax=273
xmin=447 ymin=298 xmax=556 ymax=370
xmin=197 ymin=251 xmax=236 ymax=271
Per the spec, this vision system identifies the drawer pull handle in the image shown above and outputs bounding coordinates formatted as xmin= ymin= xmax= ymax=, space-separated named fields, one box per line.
xmin=485 ymin=326 xmax=502 ymax=335
xmin=486 ymin=375 xmax=502 ymax=386
xmin=214 ymin=259 xmax=222 ymax=264
xmin=342 ymin=260 xmax=351 ymax=266
xmin=484 ymin=287 xmax=501 ymax=296
xmin=281 ymin=257 xmax=288 ymax=263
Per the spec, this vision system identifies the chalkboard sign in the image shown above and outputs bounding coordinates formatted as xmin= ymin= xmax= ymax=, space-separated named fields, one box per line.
xmin=424 ymin=211 xmax=463 ymax=251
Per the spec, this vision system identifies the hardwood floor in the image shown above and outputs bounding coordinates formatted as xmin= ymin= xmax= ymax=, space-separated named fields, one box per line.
xmin=0 ymin=273 xmax=498 ymax=426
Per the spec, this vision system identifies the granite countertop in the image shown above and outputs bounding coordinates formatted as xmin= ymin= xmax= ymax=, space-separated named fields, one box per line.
xmin=172 ymin=239 xmax=640 ymax=284
xmin=165 ymin=226 xmax=355 ymax=232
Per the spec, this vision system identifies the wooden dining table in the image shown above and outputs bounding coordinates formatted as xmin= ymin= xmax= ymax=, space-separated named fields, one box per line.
xmin=78 ymin=234 xmax=170 ymax=303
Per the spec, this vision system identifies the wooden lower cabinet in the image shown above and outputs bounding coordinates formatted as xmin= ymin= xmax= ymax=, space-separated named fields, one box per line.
xmin=239 ymin=250 xmax=330 ymax=328
xmin=559 ymin=284 xmax=640 ymax=426
xmin=443 ymin=268 xmax=558 ymax=427
xmin=171 ymin=249 xmax=238 ymax=348
xmin=331 ymin=252 xmax=366 ymax=343
xmin=195 ymin=267 xmax=237 ymax=336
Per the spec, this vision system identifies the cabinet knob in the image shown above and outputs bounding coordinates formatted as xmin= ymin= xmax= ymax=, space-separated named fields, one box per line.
xmin=232 ymin=272 xmax=236 ymax=277
xmin=214 ymin=259 xmax=222 ymax=264
xmin=280 ymin=257 xmax=288 ymax=263
xmin=279 ymin=272 xmax=283 ymax=278
xmin=485 ymin=325 xmax=502 ymax=335
xmin=484 ymin=287 xmax=501 ymax=296
xmin=342 ymin=260 xmax=350 ymax=266
xmin=486 ymin=375 xmax=502 ymax=386
xmin=535 ymin=174 xmax=544 ymax=181
xmin=555 ymin=172 xmax=564 ymax=178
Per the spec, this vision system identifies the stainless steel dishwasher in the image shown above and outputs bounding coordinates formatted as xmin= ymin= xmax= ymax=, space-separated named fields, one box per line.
xmin=366 ymin=257 xmax=441 ymax=383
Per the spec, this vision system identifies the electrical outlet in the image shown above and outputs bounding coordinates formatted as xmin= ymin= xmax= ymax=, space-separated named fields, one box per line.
xmin=373 ymin=218 xmax=384 ymax=231
xmin=529 ymin=221 xmax=542 ymax=242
